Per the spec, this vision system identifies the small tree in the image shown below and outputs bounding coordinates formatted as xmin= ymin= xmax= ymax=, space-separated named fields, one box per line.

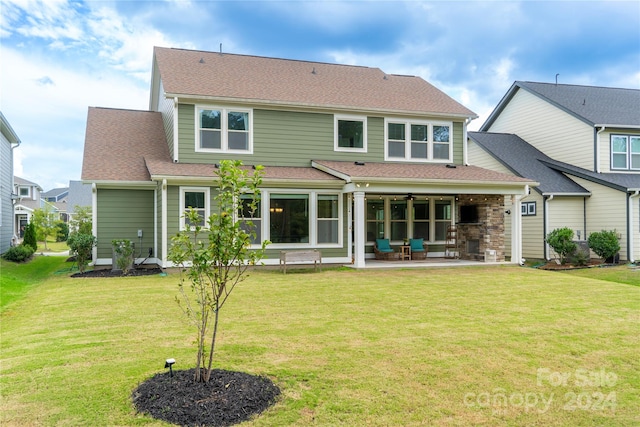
xmin=168 ymin=160 xmax=268 ymax=383
xmin=31 ymin=206 xmax=57 ymax=250
xmin=23 ymin=222 xmax=37 ymax=252
xmin=588 ymin=230 xmax=620 ymax=263
xmin=70 ymin=206 xmax=92 ymax=235
xmin=56 ymin=221 xmax=69 ymax=242
xmin=546 ymin=227 xmax=577 ymax=264
xmin=112 ymin=239 xmax=135 ymax=273
xmin=67 ymin=233 xmax=96 ymax=273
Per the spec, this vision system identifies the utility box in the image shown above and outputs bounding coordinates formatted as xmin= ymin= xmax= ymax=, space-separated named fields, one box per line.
xmin=484 ymin=249 xmax=496 ymax=263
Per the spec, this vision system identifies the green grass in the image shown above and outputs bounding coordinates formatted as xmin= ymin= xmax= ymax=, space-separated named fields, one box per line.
xmin=557 ymin=264 xmax=640 ymax=287
xmin=0 ymin=256 xmax=70 ymax=310
xmin=1 ymin=264 xmax=639 ymax=426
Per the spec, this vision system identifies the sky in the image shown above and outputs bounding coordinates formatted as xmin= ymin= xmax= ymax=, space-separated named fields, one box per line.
xmin=1 ymin=0 xmax=639 ymax=191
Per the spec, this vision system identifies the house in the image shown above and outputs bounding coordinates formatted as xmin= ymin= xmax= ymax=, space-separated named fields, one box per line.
xmin=81 ymin=47 xmax=536 ymax=268
xmin=468 ymin=81 xmax=640 ymax=262
xmin=13 ymin=176 xmax=59 ymax=238
xmin=1 ymin=112 xmax=21 ymax=253
xmin=65 ymin=180 xmax=92 ymax=228
xmin=42 ymin=186 xmax=70 ymax=222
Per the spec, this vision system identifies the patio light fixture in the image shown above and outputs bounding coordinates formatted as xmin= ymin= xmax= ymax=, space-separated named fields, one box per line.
xmin=165 ymin=358 xmax=176 ymax=377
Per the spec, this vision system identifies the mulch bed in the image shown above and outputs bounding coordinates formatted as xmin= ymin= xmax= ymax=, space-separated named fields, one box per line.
xmin=71 ymin=268 xmax=164 ymax=278
xmin=132 ymin=368 xmax=280 ymax=427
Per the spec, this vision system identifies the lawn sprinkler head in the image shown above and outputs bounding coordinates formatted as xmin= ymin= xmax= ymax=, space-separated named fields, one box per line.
xmin=164 ymin=358 xmax=176 ymax=377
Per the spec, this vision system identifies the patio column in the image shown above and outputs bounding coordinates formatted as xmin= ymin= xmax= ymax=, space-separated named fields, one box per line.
xmin=511 ymin=194 xmax=523 ymax=264
xmin=353 ymin=191 xmax=366 ymax=268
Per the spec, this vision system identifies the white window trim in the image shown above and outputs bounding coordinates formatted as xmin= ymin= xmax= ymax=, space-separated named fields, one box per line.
xmin=260 ymin=189 xmax=343 ymax=249
xmin=195 ymin=105 xmax=253 ymax=154
xmin=179 ymin=187 xmax=210 ymax=230
xmin=19 ymin=186 xmax=30 ymax=198
xmin=383 ymin=118 xmax=453 ymax=163
xmin=334 ymin=115 xmax=367 ymax=153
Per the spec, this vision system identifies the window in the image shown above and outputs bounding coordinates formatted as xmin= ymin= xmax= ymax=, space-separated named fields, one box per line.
xmin=434 ymin=200 xmax=451 ymax=241
xmin=317 ymin=195 xmax=339 ymax=243
xmin=366 ymin=199 xmax=385 ymax=242
xmin=385 ymin=120 xmax=452 ymax=162
xmin=269 ymin=194 xmax=309 ymax=243
xmin=238 ymin=195 xmax=261 ymax=244
xmin=180 ymin=187 xmax=210 ymax=229
xmin=335 ymin=116 xmax=367 ymax=152
xmin=521 ymin=201 xmax=536 ymax=216
xmin=19 ymin=187 xmax=30 ymax=197
xmin=412 ymin=200 xmax=430 ymax=240
xmin=611 ymin=135 xmax=640 ymax=170
xmin=390 ymin=199 xmax=408 ymax=241
xmin=196 ymin=106 xmax=252 ymax=153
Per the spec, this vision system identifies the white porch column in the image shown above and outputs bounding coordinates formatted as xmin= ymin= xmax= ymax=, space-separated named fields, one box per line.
xmin=511 ymin=194 xmax=523 ymax=265
xmin=353 ymin=191 xmax=366 ymax=268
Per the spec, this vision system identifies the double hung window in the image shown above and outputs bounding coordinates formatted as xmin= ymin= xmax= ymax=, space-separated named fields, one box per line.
xmin=180 ymin=187 xmax=210 ymax=230
xmin=385 ymin=119 xmax=452 ymax=162
xmin=611 ymin=135 xmax=640 ymax=170
xmin=335 ymin=116 xmax=367 ymax=152
xmin=238 ymin=195 xmax=261 ymax=244
xmin=197 ymin=106 xmax=252 ymax=153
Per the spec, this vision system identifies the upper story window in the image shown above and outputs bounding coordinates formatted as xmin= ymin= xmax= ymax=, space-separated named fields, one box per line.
xmin=611 ymin=135 xmax=640 ymax=170
xmin=19 ymin=186 xmax=30 ymax=197
xmin=335 ymin=115 xmax=367 ymax=152
xmin=196 ymin=106 xmax=252 ymax=153
xmin=180 ymin=187 xmax=210 ymax=230
xmin=385 ymin=119 xmax=452 ymax=162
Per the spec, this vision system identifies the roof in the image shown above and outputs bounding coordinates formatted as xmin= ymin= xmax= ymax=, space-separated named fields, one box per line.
xmin=540 ymin=158 xmax=640 ymax=192
xmin=1 ymin=111 xmax=21 ymax=145
xmin=469 ymin=132 xmax=590 ymax=196
xmin=153 ymin=47 xmax=477 ymax=118
xmin=42 ymin=187 xmax=69 ymax=199
xmin=82 ymin=107 xmax=171 ymax=182
xmin=145 ymin=159 xmax=342 ymax=184
xmin=14 ymin=176 xmax=42 ymax=190
xmin=312 ymin=159 xmax=535 ymax=186
xmin=482 ymin=81 xmax=640 ymax=130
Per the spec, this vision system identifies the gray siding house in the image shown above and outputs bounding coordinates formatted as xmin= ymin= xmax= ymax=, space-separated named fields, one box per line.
xmin=82 ymin=47 xmax=536 ymax=268
xmin=1 ymin=112 xmax=21 ymax=253
xmin=469 ymin=81 xmax=640 ymax=262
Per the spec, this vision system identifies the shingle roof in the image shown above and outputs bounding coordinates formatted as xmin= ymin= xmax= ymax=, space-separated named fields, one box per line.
xmin=153 ymin=47 xmax=477 ymax=118
xmin=82 ymin=107 xmax=171 ymax=181
xmin=540 ymin=158 xmax=640 ymax=192
xmin=469 ymin=131 xmax=590 ymax=195
xmin=145 ymin=159 xmax=342 ymax=183
xmin=482 ymin=81 xmax=640 ymax=130
xmin=312 ymin=159 xmax=535 ymax=186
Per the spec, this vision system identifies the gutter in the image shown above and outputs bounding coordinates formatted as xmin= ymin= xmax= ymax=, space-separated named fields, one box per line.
xmin=628 ymin=190 xmax=640 ymax=263
xmin=595 ymin=126 xmax=606 ymax=173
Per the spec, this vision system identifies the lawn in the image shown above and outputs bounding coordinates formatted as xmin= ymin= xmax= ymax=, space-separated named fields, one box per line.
xmin=1 ymin=260 xmax=639 ymax=426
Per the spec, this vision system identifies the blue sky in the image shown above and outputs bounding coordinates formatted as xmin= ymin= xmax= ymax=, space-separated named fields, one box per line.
xmin=1 ymin=0 xmax=639 ymax=190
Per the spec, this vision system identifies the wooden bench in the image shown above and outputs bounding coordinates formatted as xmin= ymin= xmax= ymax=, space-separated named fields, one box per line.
xmin=279 ymin=250 xmax=322 ymax=274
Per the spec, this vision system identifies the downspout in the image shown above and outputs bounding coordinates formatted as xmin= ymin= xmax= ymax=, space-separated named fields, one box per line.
xmin=544 ymin=194 xmax=554 ymax=260
xmin=628 ymin=190 xmax=640 ymax=263
xmin=595 ymin=126 xmax=606 ymax=173
xmin=91 ymin=183 xmax=98 ymax=264
xmin=173 ymin=97 xmax=179 ymax=163
xmin=463 ymin=117 xmax=473 ymax=165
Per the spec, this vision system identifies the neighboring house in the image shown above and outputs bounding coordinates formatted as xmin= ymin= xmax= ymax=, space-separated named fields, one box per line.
xmin=66 ymin=180 xmax=92 ymax=229
xmin=469 ymin=81 xmax=640 ymax=262
xmin=42 ymin=187 xmax=70 ymax=221
xmin=13 ymin=176 xmax=58 ymax=238
xmin=1 ymin=112 xmax=21 ymax=253
xmin=81 ymin=47 xmax=536 ymax=268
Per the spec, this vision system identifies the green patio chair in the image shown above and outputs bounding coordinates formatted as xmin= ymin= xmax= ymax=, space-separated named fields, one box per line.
xmin=409 ymin=238 xmax=427 ymax=260
xmin=374 ymin=238 xmax=399 ymax=260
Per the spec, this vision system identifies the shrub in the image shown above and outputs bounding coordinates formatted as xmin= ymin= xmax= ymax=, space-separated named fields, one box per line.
xmin=67 ymin=233 xmax=96 ymax=273
xmin=56 ymin=222 xmax=69 ymax=242
xmin=23 ymin=222 xmax=37 ymax=252
xmin=588 ymin=230 xmax=620 ymax=262
xmin=2 ymin=244 xmax=35 ymax=262
xmin=112 ymin=239 xmax=134 ymax=273
xmin=546 ymin=227 xmax=577 ymax=264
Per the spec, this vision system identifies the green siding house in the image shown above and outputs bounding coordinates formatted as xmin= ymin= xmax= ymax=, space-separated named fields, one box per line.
xmin=82 ymin=47 xmax=535 ymax=268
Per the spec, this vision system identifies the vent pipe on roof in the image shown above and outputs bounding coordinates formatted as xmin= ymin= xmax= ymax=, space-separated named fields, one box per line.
xmin=312 ymin=67 xmax=317 ymax=75
xmin=219 ymin=43 xmax=222 ymax=55
xmin=555 ymin=73 xmax=559 ymax=85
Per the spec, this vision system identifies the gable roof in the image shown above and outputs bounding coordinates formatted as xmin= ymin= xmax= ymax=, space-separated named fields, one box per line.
xmin=14 ymin=176 xmax=42 ymax=191
xmin=82 ymin=107 xmax=171 ymax=182
xmin=42 ymin=187 xmax=69 ymax=200
xmin=540 ymin=158 xmax=640 ymax=192
xmin=153 ymin=47 xmax=477 ymax=119
xmin=468 ymin=131 xmax=589 ymax=196
xmin=482 ymin=81 xmax=640 ymax=130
